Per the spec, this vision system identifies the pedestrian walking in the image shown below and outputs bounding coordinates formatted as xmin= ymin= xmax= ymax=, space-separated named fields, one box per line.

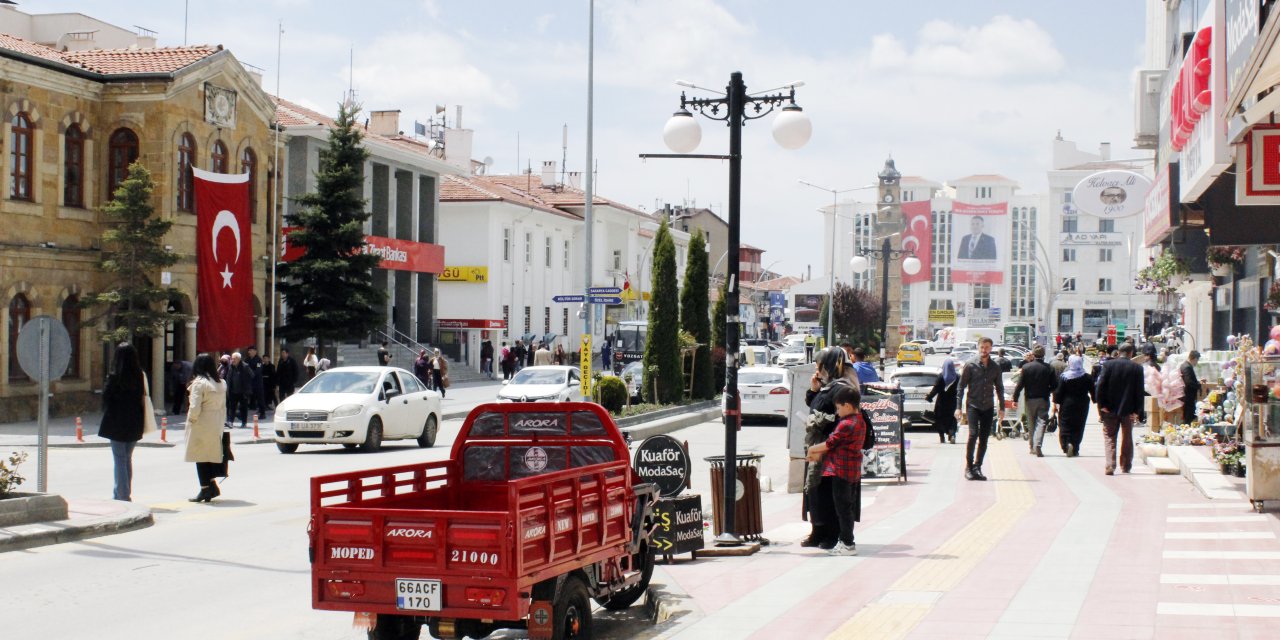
xmin=276 ymin=348 xmax=300 ymax=399
xmin=1053 ymin=355 xmax=1094 ymax=457
xmin=500 ymin=342 xmax=513 ymax=380
xmin=804 ymin=334 xmax=816 ymax=363
xmin=166 ymin=359 xmax=192 ymax=415
xmin=224 ymin=352 xmax=252 ymax=428
xmin=554 ymin=343 xmax=566 ymax=366
xmin=1180 ymin=350 xmax=1203 ymax=426
xmin=1013 ymin=345 xmax=1057 ymax=457
xmin=432 ymin=349 xmax=449 ymax=399
xmin=805 ymin=384 xmax=866 ymax=556
xmin=261 ymin=353 xmax=277 ymax=411
xmin=926 ymin=357 xmax=960 ymax=444
xmin=850 ymin=347 xmax=880 ymax=383
xmin=526 ymin=341 xmax=536 ymax=369
xmin=185 ymin=354 xmax=228 ymax=503
xmin=956 ymin=337 xmax=1005 ymax=481
xmin=534 ymin=342 xmax=554 ymax=366
xmin=1094 ymin=343 xmax=1146 ymax=475
xmin=512 ymin=341 xmax=526 ymax=374
xmin=1049 ymin=350 xmax=1068 ymax=376
xmin=99 ymin=342 xmax=148 ymax=502
xmin=303 ymin=346 xmax=319 ymax=381
xmin=377 ymin=341 xmax=392 ymax=366
xmin=801 ymin=347 xmax=854 ymax=550
xmin=481 ymin=340 xmax=494 ymax=379
xmin=245 ymin=345 xmax=266 ymax=419
xmin=414 ymin=349 xmax=433 ymax=387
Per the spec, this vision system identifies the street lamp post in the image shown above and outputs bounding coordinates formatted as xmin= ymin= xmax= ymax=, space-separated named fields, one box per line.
xmin=798 ymin=181 xmax=876 ymax=349
xmin=851 ymin=237 xmax=922 ymax=374
xmin=657 ymin=72 xmax=810 ymax=544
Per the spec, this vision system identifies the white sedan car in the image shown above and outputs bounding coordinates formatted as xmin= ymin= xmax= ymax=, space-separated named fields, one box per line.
xmin=273 ymin=366 xmax=442 ymax=454
xmin=775 ymin=344 xmax=807 ymax=367
xmin=887 ymin=366 xmax=941 ymax=427
xmin=723 ymin=366 xmax=793 ymax=422
xmin=497 ymin=366 xmax=581 ymax=403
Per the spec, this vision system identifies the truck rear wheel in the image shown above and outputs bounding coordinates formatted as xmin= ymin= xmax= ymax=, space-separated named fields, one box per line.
xmin=368 ymin=613 xmax=421 ymax=640
xmin=596 ymin=543 xmax=654 ymax=611
xmin=552 ymin=576 xmax=592 ymax=640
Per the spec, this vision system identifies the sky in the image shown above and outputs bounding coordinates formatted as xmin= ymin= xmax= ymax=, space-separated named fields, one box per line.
xmin=21 ymin=0 xmax=1148 ymax=279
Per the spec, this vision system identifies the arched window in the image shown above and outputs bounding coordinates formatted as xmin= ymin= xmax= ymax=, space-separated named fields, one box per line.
xmin=7 ymin=294 xmax=31 ymax=382
xmin=210 ymin=139 xmax=227 ymax=173
xmin=64 ymin=124 xmax=85 ymax=208
xmin=10 ymin=112 xmax=34 ymax=201
xmin=241 ymin=147 xmax=257 ymax=222
xmin=107 ymin=128 xmax=139 ymax=198
xmin=177 ymin=133 xmax=196 ymax=212
xmin=62 ymin=295 xmax=80 ymax=379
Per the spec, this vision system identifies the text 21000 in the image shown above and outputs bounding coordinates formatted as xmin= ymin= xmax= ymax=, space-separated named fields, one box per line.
xmin=450 ymin=549 xmax=500 ymax=566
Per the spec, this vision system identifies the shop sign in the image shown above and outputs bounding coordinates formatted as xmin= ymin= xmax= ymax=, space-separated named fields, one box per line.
xmin=927 ymin=309 xmax=956 ymax=323
xmin=650 ymin=494 xmax=704 ymax=556
xmin=1084 ymin=299 xmax=1113 ymax=306
xmin=1071 ymin=171 xmax=1151 ymax=218
xmin=1145 ymin=162 xmax=1178 ymax=247
xmin=437 ymin=318 xmax=506 ymax=330
xmin=1177 ymin=4 xmax=1232 ymax=202
xmin=1236 ymin=124 xmax=1280 ymax=204
xmin=1226 ymin=0 xmax=1262 ymax=100
xmin=1060 ymin=232 xmax=1125 ymax=247
xmin=282 ymin=228 xmax=444 ymax=274
xmin=439 ymin=266 xmax=489 ymax=283
xmin=633 ymin=435 xmax=690 ymax=498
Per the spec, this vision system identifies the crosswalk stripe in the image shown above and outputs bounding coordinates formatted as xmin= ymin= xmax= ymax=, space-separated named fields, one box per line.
xmin=1164 ymin=531 xmax=1276 ymax=540
xmin=1158 ymin=602 xmax=1280 ymax=617
xmin=1163 ymin=550 xmax=1280 ymax=560
xmin=1166 ymin=515 xmax=1267 ymax=523
xmin=1161 ymin=574 xmax=1280 ymax=585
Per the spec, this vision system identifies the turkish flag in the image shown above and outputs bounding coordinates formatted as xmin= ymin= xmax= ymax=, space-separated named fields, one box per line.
xmin=901 ymin=199 xmax=932 ymax=285
xmin=194 ymin=168 xmax=254 ymax=351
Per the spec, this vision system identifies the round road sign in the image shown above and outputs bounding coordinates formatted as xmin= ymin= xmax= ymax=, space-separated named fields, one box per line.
xmin=16 ymin=315 xmax=72 ymax=381
xmin=633 ymin=434 xmax=690 ymax=498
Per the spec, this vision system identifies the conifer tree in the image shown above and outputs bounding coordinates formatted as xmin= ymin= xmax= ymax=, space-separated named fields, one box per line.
xmin=84 ymin=162 xmax=183 ymax=345
xmin=278 ymin=103 xmax=386 ymax=356
xmin=679 ymin=229 xmax=714 ymax=399
xmin=642 ymin=220 xmax=684 ymax=404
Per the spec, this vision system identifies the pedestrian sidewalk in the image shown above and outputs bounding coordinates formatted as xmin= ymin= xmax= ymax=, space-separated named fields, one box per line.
xmin=0 ymin=496 xmax=152 ymax=552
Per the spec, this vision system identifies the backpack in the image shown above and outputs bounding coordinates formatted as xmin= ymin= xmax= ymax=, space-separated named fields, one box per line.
xmin=860 ymin=408 xmax=877 ymax=450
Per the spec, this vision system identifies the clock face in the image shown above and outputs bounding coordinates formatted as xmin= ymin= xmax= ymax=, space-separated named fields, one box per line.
xmin=214 ymin=94 xmax=230 ymax=118
xmin=882 ymin=193 xmax=895 ymax=204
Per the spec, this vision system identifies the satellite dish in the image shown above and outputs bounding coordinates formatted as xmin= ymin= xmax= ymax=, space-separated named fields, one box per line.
xmin=483 ymin=156 xmax=495 ymax=167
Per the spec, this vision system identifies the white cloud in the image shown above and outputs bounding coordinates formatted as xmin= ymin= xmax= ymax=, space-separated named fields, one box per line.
xmin=869 ymin=16 xmax=1066 ymax=78
xmin=351 ymin=31 xmax=519 ymax=113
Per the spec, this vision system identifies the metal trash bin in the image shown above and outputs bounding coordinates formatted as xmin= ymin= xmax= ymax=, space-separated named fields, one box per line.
xmin=704 ymin=453 xmax=764 ymax=540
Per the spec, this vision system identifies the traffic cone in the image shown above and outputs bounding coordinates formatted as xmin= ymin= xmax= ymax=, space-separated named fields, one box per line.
xmin=75 ymin=416 xmax=84 ymax=443
xmin=253 ymin=415 xmax=259 ymax=439
xmin=161 ymin=416 xmax=168 ymax=443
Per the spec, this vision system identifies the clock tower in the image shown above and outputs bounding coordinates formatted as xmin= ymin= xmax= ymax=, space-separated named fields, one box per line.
xmin=875 ymin=157 xmax=907 ymax=359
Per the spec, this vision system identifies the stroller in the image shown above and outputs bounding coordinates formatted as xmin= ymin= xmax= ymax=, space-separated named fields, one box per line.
xmin=994 ymin=398 xmax=1029 ymax=441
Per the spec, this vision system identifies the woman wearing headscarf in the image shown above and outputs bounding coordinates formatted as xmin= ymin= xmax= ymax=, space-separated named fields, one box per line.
xmin=185 ymin=354 xmax=228 ymax=502
xmin=1053 ymin=355 xmax=1095 ymax=457
xmin=801 ymin=347 xmax=854 ymax=549
xmin=99 ymin=342 xmax=147 ymax=501
xmin=926 ymin=357 xmax=960 ymax=444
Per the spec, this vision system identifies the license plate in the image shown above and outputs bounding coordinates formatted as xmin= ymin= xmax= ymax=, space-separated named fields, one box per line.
xmin=907 ymin=392 xmax=926 ymax=400
xmin=290 ymin=422 xmax=326 ymax=431
xmin=744 ymin=393 xmax=765 ymax=400
xmin=395 ymin=578 xmax=441 ymax=611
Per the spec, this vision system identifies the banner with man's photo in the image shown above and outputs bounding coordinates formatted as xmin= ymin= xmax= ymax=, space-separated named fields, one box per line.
xmin=950 ymin=201 xmax=1007 ymax=285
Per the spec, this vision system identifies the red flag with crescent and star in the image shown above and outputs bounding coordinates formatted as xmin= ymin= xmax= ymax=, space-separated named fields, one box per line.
xmin=901 ymin=199 xmax=932 ymax=285
xmin=194 ymin=167 xmax=254 ymax=351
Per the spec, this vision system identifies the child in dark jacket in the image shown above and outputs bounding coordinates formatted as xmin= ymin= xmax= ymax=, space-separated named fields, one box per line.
xmin=806 ymin=385 xmax=866 ymax=556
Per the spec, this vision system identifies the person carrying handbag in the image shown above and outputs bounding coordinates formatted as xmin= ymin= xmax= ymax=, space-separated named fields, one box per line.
xmin=431 ymin=349 xmax=449 ymax=398
xmin=185 ymin=354 xmax=228 ymax=503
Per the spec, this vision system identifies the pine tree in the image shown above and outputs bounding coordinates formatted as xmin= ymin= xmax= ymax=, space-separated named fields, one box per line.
xmin=278 ymin=102 xmax=386 ymax=356
xmin=84 ymin=162 xmax=183 ymax=345
xmin=642 ymin=220 xmax=683 ymax=404
xmin=679 ymin=229 xmax=714 ymax=400
xmin=711 ymin=280 xmax=727 ymax=349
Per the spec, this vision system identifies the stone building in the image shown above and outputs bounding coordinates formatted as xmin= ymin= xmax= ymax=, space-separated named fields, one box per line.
xmin=0 ymin=31 xmax=276 ymax=420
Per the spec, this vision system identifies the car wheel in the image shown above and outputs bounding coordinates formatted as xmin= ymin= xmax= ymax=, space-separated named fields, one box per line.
xmin=416 ymin=414 xmax=438 ymax=448
xmin=276 ymin=442 xmax=298 ymax=454
xmin=361 ymin=417 xmax=384 ymax=453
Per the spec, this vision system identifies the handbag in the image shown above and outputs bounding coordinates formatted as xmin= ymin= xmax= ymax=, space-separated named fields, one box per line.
xmin=1046 ymin=413 xmax=1059 ymax=434
xmin=214 ymin=431 xmax=234 ymax=478
xmin=442 ymin=374 xmax=452 ymax=389
xmin=141 ymin=374 xmax=158 ymax=435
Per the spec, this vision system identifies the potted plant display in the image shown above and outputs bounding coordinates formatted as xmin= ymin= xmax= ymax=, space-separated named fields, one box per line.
xmin=1207 ymin=246 xmax=1245 ymax=277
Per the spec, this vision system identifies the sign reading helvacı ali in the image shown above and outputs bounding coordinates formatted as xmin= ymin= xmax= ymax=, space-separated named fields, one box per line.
xmin=1175 ymin=2 xmax=1231 ymax=203
xmin=1236 ymin=124 xmax=1280 ymax=205
xmin=1071 ymin=171 xmax=1151 ymax=218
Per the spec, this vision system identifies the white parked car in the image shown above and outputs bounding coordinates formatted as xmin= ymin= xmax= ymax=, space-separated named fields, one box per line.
xmin=619 ymin=361 xmax=645 ymax=402
xmin=273 ymin=366 xmax=442 ymax=454
xmin=887 ymin=366 xmax=941 ymax=427
xmin=775 ymin=344 xmax=807 ymax=367
xmin=739 ymin=345 xmax=773 ymax=366
xmin=723 ymin=366 xmax=793 ymax=422
xmin=497 ymin=365 xmax=581 ymax=403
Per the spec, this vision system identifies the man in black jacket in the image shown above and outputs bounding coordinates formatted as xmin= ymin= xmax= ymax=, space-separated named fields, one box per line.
xmin=1013 ymin=346 xmax=1057 ymax=458
xmin=1094 ymin=343 xmax=1147 ymax=475
xmin=224 ymin=352 xmax=253 ymax=428
xmin=245 ymin=345 xmax=266 ymax=420
xmin=1180 ymin=350 xmax=1202 ymax=425
xmin=276 ymin=348 xmax=299 ymax=400
xmin=956 ymin=337 xmax=1005 ymax=481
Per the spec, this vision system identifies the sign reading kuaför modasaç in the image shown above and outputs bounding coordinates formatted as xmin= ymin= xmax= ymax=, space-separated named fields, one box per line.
xmin=633 ymin=435 xmax=690 ymax=498
xmin=282 ymin=228 xmax=443 ymax=274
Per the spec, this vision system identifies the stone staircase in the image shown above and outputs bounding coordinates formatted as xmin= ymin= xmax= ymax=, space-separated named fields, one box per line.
xmin=334 ymin=341 xmax=488 ymax=384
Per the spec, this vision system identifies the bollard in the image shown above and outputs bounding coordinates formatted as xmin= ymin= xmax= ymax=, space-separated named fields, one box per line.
xmin=75 ymin=416 xmax=84 ymax=443
xmin=253 ymin=415 xmax=260 ymax=439
xmin=161 ymin=416 xmax=168 ymax=443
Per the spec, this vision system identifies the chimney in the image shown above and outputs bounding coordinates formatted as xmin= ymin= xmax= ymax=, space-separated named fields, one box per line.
xmin=541 ymin=161 xmax=557 ymax=188
xmin=369 ymin=110 xmax=401 ymax=137
xmin=443 ymin=128 xmax=474 ymax=174
xmin=1100 ymin=142 xmax=1111 ymax=160
xmin=567 ymin=171 xmax=582 ymax=189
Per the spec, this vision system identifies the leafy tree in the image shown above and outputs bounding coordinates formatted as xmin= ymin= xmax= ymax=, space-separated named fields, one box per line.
xmin=278 ymin=102 xmax=386 ymax=357
xmin=818 ymin=296 xmax=830 ymax=340
xmin=831 ymin=282 xmax=883 ymax=349
xmin=642 ymin=220 xmax=683 ymax=404
xmin=679 ymin=229 xmax=714 ymax=400
xmin=83 ymin=162 xmax=183 ymax=346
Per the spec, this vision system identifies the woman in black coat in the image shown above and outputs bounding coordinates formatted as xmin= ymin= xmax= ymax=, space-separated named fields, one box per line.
xmin=99 ymin=342 xmax=147 ymax=502
xmin=801 ymin=347 xmax=854 ymax=550
xmin=926 ymin=357 xmax=960 ymax=444
xmin=1053 ymin=355 xmax=1095 ymax=457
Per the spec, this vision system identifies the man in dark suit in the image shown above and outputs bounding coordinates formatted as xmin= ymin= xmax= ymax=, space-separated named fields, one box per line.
xmin=1179 ymin=350 xmax=1202 ymax=424
xmin=957 ymin=215 xmax=997 ymax=260
xmin=1094 ymin=343 xmax=1146 ymax=475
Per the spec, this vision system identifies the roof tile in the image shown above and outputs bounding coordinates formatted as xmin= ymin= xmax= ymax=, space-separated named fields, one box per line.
xmin=0 ymin=33 xmax=219 ymax=74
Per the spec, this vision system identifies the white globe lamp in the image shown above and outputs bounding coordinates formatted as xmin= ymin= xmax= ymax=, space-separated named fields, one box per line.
xmin=663 ymin=109 xmax=701 ymax=153
xmin=849 ymin=255 xmax=870 ymax=274
xmin=902 ymin=256 xmax=922 ymax=276
xmin=772 ymin=104 xmax=812 ymax=150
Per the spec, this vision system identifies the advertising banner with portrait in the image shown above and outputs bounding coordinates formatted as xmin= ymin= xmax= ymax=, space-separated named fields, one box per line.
xmin=950 ymin=201 xmax=1006 ymax=285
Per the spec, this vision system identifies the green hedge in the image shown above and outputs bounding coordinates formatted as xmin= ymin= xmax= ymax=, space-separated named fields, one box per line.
xmin=595 ymin=376 xmax=628 ymax=414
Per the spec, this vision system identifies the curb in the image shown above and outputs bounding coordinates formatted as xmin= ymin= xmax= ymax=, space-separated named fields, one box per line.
xmin=1166 ymin=445 xmax=1245 ymax=500
xmin=622 ymin=406 xmax=723 ymax=441
xmin=0 ymin=500 xmax=154 ymax=553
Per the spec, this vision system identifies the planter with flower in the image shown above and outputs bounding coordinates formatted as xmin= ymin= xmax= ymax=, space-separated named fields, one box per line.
xmin=1212 ymin=441 xmax=1243 ymax=475
xmin=1136 ymin=253 xmax=1192 ymax=294
xmin=1207 ymin=246 xmax=1245 ymax=277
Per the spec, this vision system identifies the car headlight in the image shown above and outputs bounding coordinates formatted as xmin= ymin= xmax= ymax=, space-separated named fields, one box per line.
xmin=330 ymin=404 xmax=363 ymax=419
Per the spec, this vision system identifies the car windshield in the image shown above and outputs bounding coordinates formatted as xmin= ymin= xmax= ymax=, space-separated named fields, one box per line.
xmin=894 ymin=373 xmax=937 ymax=388
xmin=739 ymin=371 xmax=785 ymax=385
xmin=300 ymin=371 xmax=379 ymax=395
xmin=510 ymin=369 xmax=565 ymax=385
xmin=621 ymin=363 xmax=643 ymax=377
xmin=783 ymin=345 xmax=805 ymax=353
